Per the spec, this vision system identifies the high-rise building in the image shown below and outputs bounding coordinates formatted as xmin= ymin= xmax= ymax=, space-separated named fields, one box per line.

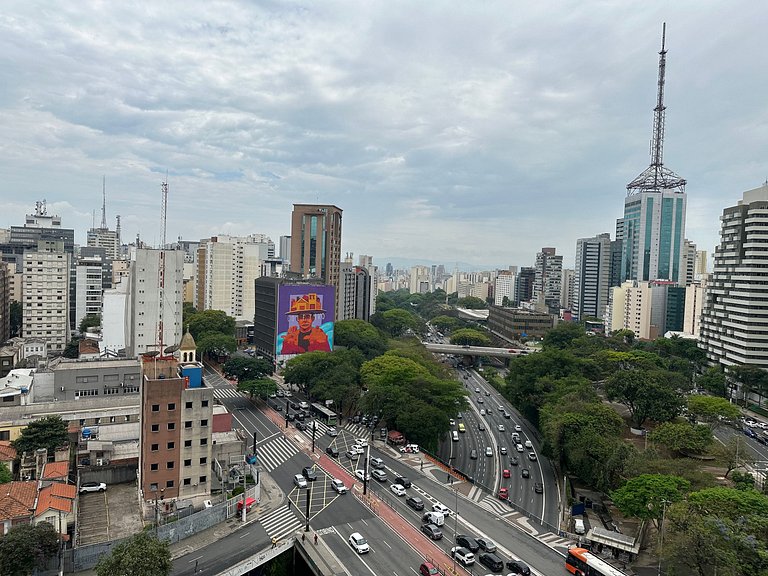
xmin=683 ymin=276 xmax=707 ymax=336
xmin=195 ymin=235 xmax=272 ymax=321
xmin=515 ymin=267 xmax=536 ymax=306
xmin=289 ymin=204 xmax=343 ymax=318
xmin=494 ymin=271 xmax=516 ymax=306
xmin=0 ymin=262 xmax=8 ymax=344
xmin=74 ymin=251 xmax=106 ymax=331
xmin=339 ymin=259 xmax=372 ymax=321
xmin=533 ymin=248 xmax=563 ymax=313
xmin=617 ymin=26 xmax=687 ymax=284
xmin=126 ymin=249 xmax=184 ymax=357
xmin=573 ymin=234 xmax=611 ymax=321
xmin=607 ymin=281 xmax=655 ymax=340
xmin=409 ymin=266 xmax=431 ymax=294
xmin=694 ymin=250 xmax=708 ymax=278
xmin=700 ymin=183 xmax=768 ymax=369
xmin=682 ymin=239 xmax=697 ymax=286
xmin=279 ymin=236 xmax=291 ymax=267
xmin=22 ymin=240 xmax=71 ymax=353
xmin=560 ymin=269 xmax=575 ymax=312
xmin=358 ymin=255 xmax=377 ymax=315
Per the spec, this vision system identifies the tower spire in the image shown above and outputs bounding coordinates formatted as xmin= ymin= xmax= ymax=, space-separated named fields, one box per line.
xmin=101 ymin=176 xmax=107 ymax=229
xmin=626 ymin=23 xmax=686 ymax=195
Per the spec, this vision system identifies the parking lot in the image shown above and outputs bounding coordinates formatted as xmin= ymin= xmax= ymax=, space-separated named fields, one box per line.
xmin=77 ymin=482 xmax=143 ymax=546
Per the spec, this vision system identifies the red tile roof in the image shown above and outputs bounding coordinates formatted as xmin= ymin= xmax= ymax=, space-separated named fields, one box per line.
xmin=41 ymin=461 xmax=69 ymax=480
xmin=0 ymin=481 xmax=37 ymax=522
xmin=0 ymin=441 xmax=16 ymax=461
xmin=35 ymin=484 xmax=74 ymax=516
xmin=48 ymin=483 xmax=76 ymax=499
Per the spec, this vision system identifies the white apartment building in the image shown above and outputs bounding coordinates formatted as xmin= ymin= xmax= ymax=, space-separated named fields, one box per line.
xmin=86 ymin=227 xmax=119 ymax=261
xmin=74 ymin=253 xmax=105 ymax=330
xmin=573 ymin=234 xmax=611 ymax=321
xmin=409 ymin=266 xmax=431 ymax=294
xmin=607 ymin=281 xmax=654 ymax=340
xmin=22 ymin=240 xmax=71 ymax=353
xmin=196 ymin=235 xmax=272 ymax=321
xmin=125 ymin=249 xmax=184 ymax=356
xmin=533 ymin=247 xmax=563 ymax=312
xmin=683 ymin=276 xmax=707 ymax=337
xmin=494 ymin=272 xmax=516 ymax=306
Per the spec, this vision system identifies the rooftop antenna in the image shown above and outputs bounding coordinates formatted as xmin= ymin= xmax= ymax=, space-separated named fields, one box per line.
xmin=115 ymin=215 xmax=121 ymax=246
xmin=101 ymin=176 xmax=108 ymax=229
xmin=626 ymin=22 xmax=686 ymax=195
xmin=160 ymin=173 xmax=168 ymax=249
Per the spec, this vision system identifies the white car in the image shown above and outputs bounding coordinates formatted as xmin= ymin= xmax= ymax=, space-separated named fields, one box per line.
xmin=348 ymin=532 xmax=370 ymax=554
xmin=480 ymin=409 xmax=486 ymax=415
xmin=400 ymin=443 xmax=420 ymax=453
xmin=449 ymin=419 xmax=456 ymax=426
xmin=326 ymin=427 xmax=338 ymax=437
xmin=529 ymin=452 xmax=538 ymax=461
xmin=79 ymin=482 xmax=107 ymax=494
xmin=390 ymin=483 xmax=406 ymax=496
xmin=498 ymin=424 xmax=505 ymax=432
xmin=354 ymin=438 xmax=369 ymax=448
xmin=485 ymin=446 xmax=493 ymax=457
xmin=432 ymin=502 xmax=452 ymax=516
xmin=355 ymin=469 xmax=371 ymax=482
xmin=450 ymin=546 xmax=475 ymax=566
xmin=331 ymin=478 xmax=347 ymax=494
xmin=475 ymin=387 xmax=480 ymax=393
xmin=293 ymin=474 xmax=308 ymax=488
xmin=514 ymin=424 xmax=522 ymax=432
xmin=524 ymin=440 xmax=533 ymax=449
xmin=516 ymin=444 xmax=525 ymax=453
xmin=350 ymin=445 xmax=364 ymax=455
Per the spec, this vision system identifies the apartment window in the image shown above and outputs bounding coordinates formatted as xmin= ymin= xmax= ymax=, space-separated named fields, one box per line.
xmin=185 ymin=401 xmax=193 ymax=409
xmin=200 ymin=457 xmax=207 ymax=465
xmin=199 ymin=476 xmax=207 ymax=484
xmin=183 ymin=478 xmax=191 ymax=486
xmin=150 ymin=483 xmax=158 ymax=492
xmin=151 ymin=444 xmax=159 ymax=452
xmin=184 ymin=440 xmax=192 ymax=448
xmin=184 ymin=459 xmax=192 ymax=467
xmin=167 ymin=442 xmax=175 ymax=450
xmin=166 ymin=480 xmax=174 ymax=488
xmin=151 ymin=404 xmax=160 ymax=412
xmin=200 ymin=439 xmax=207 ymax=446
xmin=201 ymin=399 xmax=209 ymax=408
xmin=166 ymin=461 xmax=175 ymax=469
xmin=151 ymin=424 xmax=159 ymax=432
xmin=168 ymin=403 xmax=176 ymax=411
xmin=150 ymin=463 xmax=158 ymax=471
xmin=168 ymin=423 xmax=176 ymax=431
xmin=200 ymin=419 xmax=208 ymax=427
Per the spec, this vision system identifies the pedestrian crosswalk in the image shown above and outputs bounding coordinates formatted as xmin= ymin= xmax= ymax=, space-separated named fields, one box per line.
xmin=538 ymin=531 xmax=576 ymax=550
xmin=259 ymin=506 xmax=303 ymax=541
xmin=213 ymin=387 xmax=242 ymax=400
xmin=256 ymin=436 xmax=299 ymax=471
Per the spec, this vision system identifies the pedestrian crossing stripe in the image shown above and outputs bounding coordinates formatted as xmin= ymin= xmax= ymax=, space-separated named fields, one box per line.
xmin=477 ymin=496 xmax=513 ymax=516
xmin=259 ymin=507 xmax=303 ymax=541
xmin=213 ymin=388 xmax=242 ymax=399
xmin=256 ymin=436 xmax=299 ymax=472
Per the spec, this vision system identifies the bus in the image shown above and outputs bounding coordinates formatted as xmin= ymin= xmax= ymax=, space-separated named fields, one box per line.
xmin=565 ymin=548 xmax=629 ymax=576
xmin=310 ymin=403 xmax=338 ymax=426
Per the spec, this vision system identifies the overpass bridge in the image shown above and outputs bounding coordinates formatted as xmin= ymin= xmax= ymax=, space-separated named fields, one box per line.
xmin=423 ymin=342 xmax=530 ymax=359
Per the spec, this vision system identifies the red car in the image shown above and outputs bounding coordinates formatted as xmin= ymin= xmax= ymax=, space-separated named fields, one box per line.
xmin=498 ymin=488 xmax=508 ymax=500
xmin=502 ymin=469 xmax=510 ymax=478
xmin=419 ymin=562 xmax=438 ymax=576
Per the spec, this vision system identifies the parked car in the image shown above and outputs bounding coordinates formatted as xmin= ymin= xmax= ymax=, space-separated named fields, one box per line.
xmin=348 ymin=532 xmax=370 ymax=554
xmin=421 ymin=523 xmax=443 ymax=540
xmin=293 ymin=474 xmax=307 ymax=488
xmin=331 ymin=479 xmax=347 ymax=494
xmin=478 ymin=552 xmax=504 ymax=572
xmin=450 ymin=547 xmax=475 ymax=567
xmin=390 ymin=483 xmax=406 ymax=497
xmin=455 ymin=534 xmax=480 ymax=552
xmin=79 ymin=482 xmax=107 ymax=494
xmin=406 ymin=496 xmax=425 ymax=510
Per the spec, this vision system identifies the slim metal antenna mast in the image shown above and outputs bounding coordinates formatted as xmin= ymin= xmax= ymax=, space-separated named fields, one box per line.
xmin=101 ymin=176 xmax=107 ymax=229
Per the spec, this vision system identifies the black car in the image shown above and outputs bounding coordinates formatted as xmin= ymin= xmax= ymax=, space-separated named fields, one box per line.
xmin=406 ymin=496 xmax=424 ymax=511
xmin=478 ymin=423 xmax=485 ymax=431
xmin=534 ymin=482 xmax=543 ymax=494
xmin=470 ymin=449 xmax=478 ymax=460
xmin=272 ymin=403 xmax=282 ymax=412
xmin=507 ymin=559 xmax=531 ymax=575
xmin=302 ymin=466 xmax=317 ymax=481
xmin=325 ymin=445 xmax=339 ymax=458
xmin=289 ymin=401 xmax=300 ymax=410
xmin=286 ymin=413 xmax=295 ymax=422
xmin=521 ymin=468 xmax=530 ymax=479
xmin=478 ymin=552 xmax=504 ymax=572
xmin=421 ymin=523 xmax=443 ymax=540
xmin=455 ymin=534 xmax=480 ymax=553
xmin=476 ymin=537 xmax=497 ymax=553
xmin=295 ymin=421 xmax=306 ymax=431
xmin=395 ymin=475 xmax=411 ymax=488
xmin=509 ymin=456 xmax=519 ymax=466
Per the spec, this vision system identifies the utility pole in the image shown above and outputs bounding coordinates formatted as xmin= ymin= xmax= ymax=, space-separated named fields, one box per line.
xmin=286 ymin=401 xmax=290 ymax=429
xmin=363 ymin=444 xmax=370 ymax=495
xmin=305 ymin=482 xmax=312 ymax=532
xmin=311 ymin=420 xmax=317 ymax=452
xmin=658 ymin=499 xmax=670 ymax=576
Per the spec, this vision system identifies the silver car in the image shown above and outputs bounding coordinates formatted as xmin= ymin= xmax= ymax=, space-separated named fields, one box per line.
xmin=293 ymin=474 xmax=308 ymax=488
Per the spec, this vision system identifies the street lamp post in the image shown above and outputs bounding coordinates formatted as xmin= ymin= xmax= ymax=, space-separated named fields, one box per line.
xmin=658 ymin=499 xmax=670 ymax=576
xmin=311 ymin=420 xmax=317 ymax=452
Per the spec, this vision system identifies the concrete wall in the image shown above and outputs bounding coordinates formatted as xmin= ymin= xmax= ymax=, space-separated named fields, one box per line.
xmin=79 ymin=463 xmax=138 ymax=486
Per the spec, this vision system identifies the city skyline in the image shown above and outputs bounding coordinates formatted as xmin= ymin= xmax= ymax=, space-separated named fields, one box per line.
xmin=1 ymin=2 xmax=766 ymax=268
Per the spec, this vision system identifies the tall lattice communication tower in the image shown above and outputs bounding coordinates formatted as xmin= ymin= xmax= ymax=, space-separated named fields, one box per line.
xmin=626 ymin=23 xmax=686 ymax=195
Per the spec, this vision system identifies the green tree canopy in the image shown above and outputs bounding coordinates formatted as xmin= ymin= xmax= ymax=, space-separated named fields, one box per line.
xmin=604 ymin=369 xmax=684 ymax=428
xmin=78 ymin=313 xmax=101 ymax=334
xmin=696 ymin=366 xmax=727 ymax=397
xmin=187 ymin=309 xmax=236 ymax=341
xmin=196 ymin=333 xmax=237 ymax=360
xmin=449 ymin=328 xmax=491 ymax=347
xmin=456 ymin=296 xmax=487 ymax=309
xmin=375 ymin=308 xmax=421 ymax=338
xmin=0 ymin=462 xmax=11 ymax=484
xmin=430 ymin=315 xmax=459 ymax=334
xmin=542 ymin=322 xmax=585 ymax=350
xmin=0 ymin=522 xmax=59 ymax=576
xmin=333 ymin=319 xmax=387 ymax=359
xmin=611 ymin=474 xmax=691 ymax=530
xmin=223 ymin=357 xmax=274 ymax=381
xmin=686 ymin=395 xmax=740 ymax=429
xmin=649 ymin=422 xmax=713 ymax=454
xmin=95 ymin=531 xmax=172 ymax=576
xmin=237 ymin=377 xmax=277 ymax=400
xmin=709 ymin=435 xmax=754 ymax=478
xmin=12 ymin=415 xmax=68 ymax=456
xmin=283 ymin=349 xmax=364 ymax=415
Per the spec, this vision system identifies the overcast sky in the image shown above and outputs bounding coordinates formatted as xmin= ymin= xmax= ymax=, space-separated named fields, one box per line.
xmin=1 ymin=2 xmax=765 ymax=270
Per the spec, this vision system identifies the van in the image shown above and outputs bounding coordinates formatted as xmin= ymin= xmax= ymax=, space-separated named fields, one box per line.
xmin=422 ymin=511 xmax=445 ymax=526
xmin=451 ymin=431 xmax=459 ymax=442
xmin=574 ymin=517 xmax=585 ymax=535
xmin=458 ymin=423 xmax=466 ymax=433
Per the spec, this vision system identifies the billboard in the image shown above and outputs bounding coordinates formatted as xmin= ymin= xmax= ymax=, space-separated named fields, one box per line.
xmin=276 ymin=285 xmax=334 ymax=358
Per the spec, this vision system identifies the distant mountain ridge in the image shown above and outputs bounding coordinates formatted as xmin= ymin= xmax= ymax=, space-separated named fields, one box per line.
xmin=376 ymin=257 xmax=496 ymax=272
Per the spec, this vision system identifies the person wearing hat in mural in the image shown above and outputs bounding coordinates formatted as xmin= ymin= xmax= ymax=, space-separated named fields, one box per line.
xmin=281 ymin=293 xmax=331 ymax=354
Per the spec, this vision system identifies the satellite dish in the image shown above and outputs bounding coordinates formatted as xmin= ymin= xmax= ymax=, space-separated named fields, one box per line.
xmin=164 ymin=345 xmax=179 ymax=353
xmin=142 ymin=351 xmax=159 ymax=358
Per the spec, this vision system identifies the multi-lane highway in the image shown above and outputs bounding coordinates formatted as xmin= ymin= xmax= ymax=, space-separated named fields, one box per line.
xmin=196 ymin=364 xmax=571 ymax=575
